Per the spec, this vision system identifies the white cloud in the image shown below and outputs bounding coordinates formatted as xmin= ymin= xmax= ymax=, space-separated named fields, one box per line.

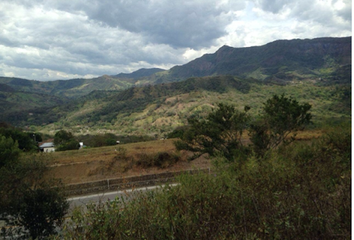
xmin=0 ymin=0 xmax=351 ymax=81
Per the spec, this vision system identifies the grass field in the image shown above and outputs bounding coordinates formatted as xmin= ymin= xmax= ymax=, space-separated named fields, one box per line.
xmin=39 ymin=138 xmax=209 ymax=184
xmin=31 ymin=129 xmax=324 ymax=185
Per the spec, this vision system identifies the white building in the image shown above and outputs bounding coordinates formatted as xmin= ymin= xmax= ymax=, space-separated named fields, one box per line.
xmin=39 ymin=142 xmax=55 ymax=153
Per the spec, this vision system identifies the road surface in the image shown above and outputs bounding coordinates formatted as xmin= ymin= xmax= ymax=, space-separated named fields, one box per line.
xmin=67 ymin=183 xmax=178 ymax=213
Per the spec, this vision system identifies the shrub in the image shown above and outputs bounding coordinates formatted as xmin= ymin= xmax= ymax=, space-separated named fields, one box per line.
xmin=62 ymin=126 xmax=350 ymax=239
xmin=135 ymin=152 xmax=181 ymax=169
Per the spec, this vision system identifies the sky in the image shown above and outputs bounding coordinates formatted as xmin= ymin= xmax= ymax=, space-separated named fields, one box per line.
xmin=0 ymin=0 xmax=351 ymax=81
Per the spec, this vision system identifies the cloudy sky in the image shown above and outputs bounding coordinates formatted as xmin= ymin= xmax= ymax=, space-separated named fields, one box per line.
xmin=0 ymin=0 xmax=351 ymax=81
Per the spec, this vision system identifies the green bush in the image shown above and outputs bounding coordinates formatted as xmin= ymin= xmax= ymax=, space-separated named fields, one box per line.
xmin=54 ymin=130 xmax=80 ymax=151
xmin=62 ymin=126 xmax=350 ymax=239
xmin=135 ymin=151 xmax=180 ymax=169
xmin=0 ymin=135 xmax=21 ymax=168
xmin=56 ymin=139 xmax=80 ymax=151
xmin=18 ymin=184 xmax=69 ymax=239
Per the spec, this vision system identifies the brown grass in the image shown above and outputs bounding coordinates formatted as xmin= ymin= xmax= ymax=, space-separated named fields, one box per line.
xmin=41 ymin=130 xmax=321 ymax=185
xmin=42 ymin=138 xmax=210 ymax=184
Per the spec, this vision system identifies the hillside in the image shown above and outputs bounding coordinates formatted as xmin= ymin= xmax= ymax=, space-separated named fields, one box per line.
xmin=0 ymin=37 xmax=350 ymax=98
xmin=0 ymin=37 xmax=350 ymax=135
xmin=156 ymin=37 xmax=351 ymax=84
xmin=2 ymin=75 xmax=349 ymax=137
xmin=115 ymin=68 xmax=165 ymax=79
xmin=0 ymin=84 xmax=66 ymax=114
xmin=0 ymin=75 xmax=135 ymax=99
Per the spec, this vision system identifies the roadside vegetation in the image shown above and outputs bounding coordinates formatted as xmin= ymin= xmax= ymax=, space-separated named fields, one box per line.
xmin=0 ymin=125 xmax=69 ymax=239
xmin=59 ymin=123 xmax=350 ymax=239
xmin=0 ymin=91 xmax=350 ymax=239
xmin=53 ymin=94 xmax=350 ymax=239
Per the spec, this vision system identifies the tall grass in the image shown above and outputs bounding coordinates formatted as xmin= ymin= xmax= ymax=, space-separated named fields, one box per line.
xmin=58 ymin=126 xmax=351 ymax=239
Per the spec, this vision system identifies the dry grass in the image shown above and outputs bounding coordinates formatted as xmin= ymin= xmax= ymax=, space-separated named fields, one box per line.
xmin=42 ymin=138 xmax=210 ymax=184
xmin=40 ymin=130 xmax=321 ymax=185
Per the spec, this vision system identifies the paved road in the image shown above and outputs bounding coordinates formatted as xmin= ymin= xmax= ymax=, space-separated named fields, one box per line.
xmin=67 ymin=184 xmax=178 ymax=213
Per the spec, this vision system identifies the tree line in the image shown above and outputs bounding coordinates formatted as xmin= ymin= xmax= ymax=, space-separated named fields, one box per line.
xmin=172 ymin=94 xmax=312 ymax=160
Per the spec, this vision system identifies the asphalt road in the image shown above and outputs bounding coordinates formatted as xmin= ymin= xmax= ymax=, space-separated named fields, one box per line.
xmin=67 ymin=184 xmax=178 ymax=213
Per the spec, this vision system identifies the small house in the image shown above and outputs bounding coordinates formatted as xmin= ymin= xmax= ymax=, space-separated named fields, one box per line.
xmin=39 ymin=142 xmax=55 ymax=153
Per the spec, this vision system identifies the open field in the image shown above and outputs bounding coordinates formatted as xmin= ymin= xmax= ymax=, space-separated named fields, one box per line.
xmin=32 ymin=129 xmax=323 ymax=185
xmin=41 ymin=138 xmax=210 ymax=184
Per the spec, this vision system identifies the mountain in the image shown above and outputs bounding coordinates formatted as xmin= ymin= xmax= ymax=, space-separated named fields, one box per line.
xmin=1 ymin=75 xmax=350 ymax=136
xmin=156 ymin=37 xmax=351 ymax=84
xmin=0 ymin=75 xmax=135 ymax=99
xmin=0 ymin=84 xmax=66 ymax=114
xmin=0 ymin=37 xmax=350 ymax=135
xmin=0 ymin=37 xmax=350 ymax=99
xmin=115 ymin=68 xmax=165 ymax=79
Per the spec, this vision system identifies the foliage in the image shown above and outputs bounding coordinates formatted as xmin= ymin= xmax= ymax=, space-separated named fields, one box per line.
xmin=1 ymin=75 xmax=350 ymax=137
xmin=18 ymin=184 xmax=69 ymax=239
xmin=77 ymin=133 xmax=155 ymax=148
xmin=0 ymin=124 xmax=39 ymax=152
xmin=176 ymin=94 xmax=311 ymax=161
xmin=61 ymin=126 xmax=350 ymax=239
xmin=135 ymin=151 xmax=181 ymax=169
xmin=167 ymin=126 xmax=188 ymax=139
xmin=175 ymin=103 xmax=250 ymax=161
xmin=249 ymin=94 xmax=312 ymax=156
xmin=54 ymin=130 xmax=80 ymax=151
xmin=0 ymin=135 xmax=21 ymax=168
xmin=56 ymin=139 xmax=80 ymax=151
xmin=0 ymin=136 xmax=69 ymax=239
xmin=54 ymin=130 xmax=75 ymax=146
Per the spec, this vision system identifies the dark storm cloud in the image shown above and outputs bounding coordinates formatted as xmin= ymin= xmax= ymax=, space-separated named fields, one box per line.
xmin=52 ymin=0 xmax=244 ymax=49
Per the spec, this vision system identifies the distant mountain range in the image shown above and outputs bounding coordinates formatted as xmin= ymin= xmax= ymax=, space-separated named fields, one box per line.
xmin=166 ymin=37 xmax=351 ymax=81
xmin=0 ymin=36 xmax=351 ymax=135
xmin=0 ymin=36 xmax=351 ymax=97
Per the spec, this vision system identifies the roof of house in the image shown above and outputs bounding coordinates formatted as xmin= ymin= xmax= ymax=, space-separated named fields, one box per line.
xmin=39 ymin=142 xmax=55 ymax=148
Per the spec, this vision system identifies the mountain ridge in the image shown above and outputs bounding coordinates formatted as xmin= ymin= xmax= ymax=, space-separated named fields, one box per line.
xmin=0 ymin=36 xmax=350 ymax=135
xmin=0 ymin=36 xmax=350 ymax=97
xmin=163 ymin=36 xmax=351 ymax=82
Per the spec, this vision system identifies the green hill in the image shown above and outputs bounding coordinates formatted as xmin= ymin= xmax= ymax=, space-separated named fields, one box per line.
xmin=155 ymin=37 xmax=351 ymax=84
xmin=0 ymin=37 xmax=350 ymax=135
xmin=2 ymin=75 xmax=350 ymax=136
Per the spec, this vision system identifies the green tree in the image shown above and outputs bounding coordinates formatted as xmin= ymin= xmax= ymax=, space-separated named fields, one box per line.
xmin=0 ymin=135 xmax=69 ymax=239
xmin=175 ymin=103 xmax=250 ymax=161
xmin=54 ymin=130 xmax=79 ymax=151
xmin=0 ymin=135 xmax=21 ymax=168
xmin=249 ymin=94 xmax=312 ymax=156
xmin=18 ymin=184 xmax=69 ymax=239
xmin=0 ymin=125 xmax=39 ymax=152
xmin=54 ymin=130 xmax=75 ymax=146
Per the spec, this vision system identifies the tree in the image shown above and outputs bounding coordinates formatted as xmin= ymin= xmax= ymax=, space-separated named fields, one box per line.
xmin=0 ymin=125 xmax=39 ymax=152
xmin=175 ymin=103 xmax=250 ymax=161
xmin=0 ymin=135 xmax=69 ymax=239
xmin=54 ymin=130 xmax=79 ymax=151
xmin=249 ymin=94 xmax=312 ymax=156
xmin=54 ymin=130 xmax=75 ymax=146
xmin=18 ymin=184 xmax=69 ymax=239
xmin=0 ymin=135 xmax=21 ymax=168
